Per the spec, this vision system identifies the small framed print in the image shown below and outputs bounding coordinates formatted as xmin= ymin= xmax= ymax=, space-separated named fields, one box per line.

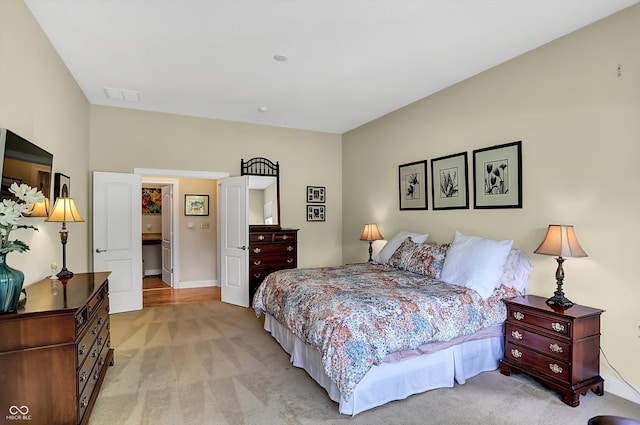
xmin=184 ymin=194 xmax=209 ymax=216
xmin=307 ymin=205 xmax=325 ymax=222
xmin=307 ymin=186 xmax=326 ymax=203
xmin=431 ymin=152 xmax=469 ymax=210
xmin=399 ymin=160 xmax=428 ymax=210
xmin=54 ymin=173 xmax=70 ymax=201
xmin=473 ymin=140 xmax=522 ymax=209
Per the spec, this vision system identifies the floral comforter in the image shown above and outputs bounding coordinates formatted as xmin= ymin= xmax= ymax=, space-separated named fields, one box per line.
xmin=253 ymin=263 xmax=520 ymax=401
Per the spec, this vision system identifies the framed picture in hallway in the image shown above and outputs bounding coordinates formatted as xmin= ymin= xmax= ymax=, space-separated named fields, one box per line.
xmin=54 ymin=173 xmax=70 ymax=201
xmin=184 ymin=194 xmax=209 ymax=216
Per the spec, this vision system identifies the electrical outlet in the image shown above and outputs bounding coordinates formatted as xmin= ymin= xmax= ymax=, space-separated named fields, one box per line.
xmin=200 ymin=222 xmax=210 ymax=229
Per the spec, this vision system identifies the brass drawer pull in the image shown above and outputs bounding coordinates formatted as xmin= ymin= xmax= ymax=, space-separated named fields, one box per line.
xmin=551 ymin=322 xmax=565 ymax=333
xmin=79 ymin=344 xmax=87 ymax=355
xmin=549 ymin=363 xmax=563 ymax=374
xmin=254 ymin=273 xmax=262 ymax=279
xmin=80 ymin=396 xmax=89 ymax=409
xmin=549 ymin=343 xmax=563 ymax=353
xmin=76 ymin=316 xmax=85 ymax=326
xmin=287 ymin=258 xmax=294 ymax=264
xmin=258 ymin=235 xmax=265 ymax=240
xmin=253 ymin=248 xmax=261 ymax=254
xmin=79 ymin=371 xmax=88 ymax=382
xmin=92 ymin=326 xmax=99 ymax=335
xmin=511 ymin=330 xmax=523 ymax=340
xmin=253 ymin=260 xmax=261 ymax=266
xmin=513 ymin=311 xmax=524 ymax=321
xmin=510 ymin=348 xmax=522 ymax=358
xmin=282 ymin=235 xmax=288 ymax=240
xmin=287 ymin=246 xmax=294 ymax=252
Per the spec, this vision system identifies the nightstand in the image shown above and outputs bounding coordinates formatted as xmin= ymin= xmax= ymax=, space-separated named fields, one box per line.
xmin=499 ymin=294 xmax=604 ymax=406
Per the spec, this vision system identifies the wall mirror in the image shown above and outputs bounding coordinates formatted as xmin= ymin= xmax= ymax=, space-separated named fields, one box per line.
xmin=241 ymin=157 xmax=280 ymax=228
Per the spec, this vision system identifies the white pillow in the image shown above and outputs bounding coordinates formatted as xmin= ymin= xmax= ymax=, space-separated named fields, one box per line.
xmin=497 ymin=249 xmax=534 ymax=294
xmin=440 ymin=231 xmax=513 ymax=299
xmin=374 ymin=231 xmax=429 ymax=265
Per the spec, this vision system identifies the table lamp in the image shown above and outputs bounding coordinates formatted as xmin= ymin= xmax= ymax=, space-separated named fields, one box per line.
xmin=534 ymin=224 xmax=588 ymax=308
xmin=45 ymin=197 xmax=84 ymax=278
xmin=360 ymin=223 xmax=383 ymax=262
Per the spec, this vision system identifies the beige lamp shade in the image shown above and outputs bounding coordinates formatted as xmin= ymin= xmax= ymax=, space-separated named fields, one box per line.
xmin=27 ymin=198 xmax=50 ymax=218
xmin=45 ymin=198 xmax=85 ymax=223
xmin=534 ymin=225 xmax=587 ymax=258
xmin=360 ymin=223 xmax=383 ymax=241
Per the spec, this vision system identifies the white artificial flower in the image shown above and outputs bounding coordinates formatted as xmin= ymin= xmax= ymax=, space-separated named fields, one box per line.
xmin=1 ymin=184 xmax=46 ymax=254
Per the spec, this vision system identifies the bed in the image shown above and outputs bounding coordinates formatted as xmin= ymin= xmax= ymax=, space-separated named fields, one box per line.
xmin=253 ymin=231 xmax=533 ymax=415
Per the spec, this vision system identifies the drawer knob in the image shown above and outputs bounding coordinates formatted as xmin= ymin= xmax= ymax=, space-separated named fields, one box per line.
xmin=287 ymin=246 xmax=294 ymax=252
xmin=258 ymin=235 xmax=265 ymax=240
xmin=76 ymin=316 xmax=85 ymax=326
xmin=79 ymin=371 xmax=88 ymax=382
xmin=513 ymin=311 xmax=524 ymax=321
xmin=287 ymin=258 xmax=294 ymax=264
xmin=79 ymin=344 xmax=87 ymax=355
xmin=549 ymin=363 xmax=563 ymax=374
xmin=80 ymin=396 xmax=89 ymax=409
xmin=92 ymin=348 xmax=98 ymax=358
xmin=549 ymin=343 xmax=563 ymax=353
xmin=551 ymin=322 xmax=565 ymax=333
xmin=92 ymin=326 xmax=99 ymax=335
xmin=253 ymin=248 xmax=261 ymax=254
xmin=93 ymin=370 xmax=101 ymax=380
xmin=511 ymin=330 xmax=523 ymax=340
xmin=510 ymin=348 xmax=522 ymax=358
xmin=282 ymin=235 xmax=288 ymax=240
xmin=253 ymin=260 xmax=261 ymax=266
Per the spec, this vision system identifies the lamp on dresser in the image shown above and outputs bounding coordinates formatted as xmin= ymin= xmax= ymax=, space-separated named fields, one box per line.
xmin=360 ymin=223 xmax=384 ymax=262
xmin=534 ymin=224 xmax=588 ymax=308
xmin=45 ymin=197 xmax=84 ymax=278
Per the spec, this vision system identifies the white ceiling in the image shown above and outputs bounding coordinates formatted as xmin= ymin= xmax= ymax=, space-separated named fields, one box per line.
xmin=24 ymin=0 xmax=638 ymax=134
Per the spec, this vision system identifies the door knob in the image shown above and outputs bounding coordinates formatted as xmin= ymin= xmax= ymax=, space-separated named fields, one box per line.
xmin=95 ymin=249 xmax=107 ymax=253
xmin=238 ymin=246 xmax=247 ymax=250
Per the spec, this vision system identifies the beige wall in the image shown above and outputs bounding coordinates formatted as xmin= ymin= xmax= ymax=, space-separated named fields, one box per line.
xmin=0 ymin=0 xmax=91 ymax=285
xmin=89 ymin=106 xmax=344 ymax=269
xmin=343 ymin=5 xmax=640 ymax=392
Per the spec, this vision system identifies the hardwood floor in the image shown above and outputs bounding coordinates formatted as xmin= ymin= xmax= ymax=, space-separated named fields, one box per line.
xmin=143 ymin=276 xmax=220 ymax=307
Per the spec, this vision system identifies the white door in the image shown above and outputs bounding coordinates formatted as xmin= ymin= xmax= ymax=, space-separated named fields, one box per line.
xmin=220 ymin=176 xmax=249 ymax=307
xmin=161 ymin=185 xmax=174 ymax=286
xmin=93 ymin=171 xmax=143 ymax=314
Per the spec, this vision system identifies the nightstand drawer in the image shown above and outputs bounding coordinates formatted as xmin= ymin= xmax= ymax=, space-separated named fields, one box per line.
xmin=505 ymin=341 xmax=570 ymax=382
xmin=505 ymin=323 xmax=570 ymax=361
xmin=507 ymin=305 xmax=571 ymax=337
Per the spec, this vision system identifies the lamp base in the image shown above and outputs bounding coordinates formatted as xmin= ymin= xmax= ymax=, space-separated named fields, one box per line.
xmin=56 ymin=268 xmax=74 ymax=279
xmin=546 ymin=293 xmax=573 ymax=308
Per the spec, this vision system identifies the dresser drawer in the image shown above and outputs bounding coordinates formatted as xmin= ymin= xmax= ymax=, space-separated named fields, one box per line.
xmin=77 ymin=315 xmax=100 ymax=367
xmin=507 ymin=305 xmax=571 ymax=338
xmin=250 ymin=243 xmax=296 ymax=256
xmin=505 ymin=341 xmax=570 ymax=382
xmin=505 ymin=323 xmax=570 ymax=362
xmin=250 ymin=256 xmax=296 ymax=269
xmin=77 ymin=340 xmax=110 ymax=423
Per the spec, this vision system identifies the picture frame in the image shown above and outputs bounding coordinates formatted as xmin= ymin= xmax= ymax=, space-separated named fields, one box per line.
xmin=54 ymin=173 xmax=70 ymax=200
xmin=184 ymin=194 xmax=209 ymax=216
xmin=472 ymin=140 xmax=522 ymax=209
xmin=306 ymin=204 xmax=325 ymax=222
xmin=431 ymin=152 xmax=469 ymax=210
xmin=399 ymin=160 xmax=428 ymax=210
xmin=307 ymin=186 xmax=326 ymax=203
xmin=142 ymin=187 xmax=162 ymax=214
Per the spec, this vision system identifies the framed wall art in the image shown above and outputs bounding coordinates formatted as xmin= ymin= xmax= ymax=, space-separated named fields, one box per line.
xmin=399 ymin=160 xmax=428 ymax=210
xmin=54 ymin=173 xmax=70 ymax=200
xmin=142 ymin=187 xmax=162 ymax=214
xmin=184 ymin=194 xmax=209 ymax=216
xmin=472 ymin=140 xmax=522 ymax=209
xmin=307 ymin=205 xmax=325 ymax=222
xmin=431 ymin=152 xmax=469 ymax=210
xmin=307 ymin=186 xmax=326 ymax=203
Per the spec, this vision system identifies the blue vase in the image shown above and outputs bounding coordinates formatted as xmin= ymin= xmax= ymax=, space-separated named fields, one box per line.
xmin=0 ymin=253 xmax=25 ymax=313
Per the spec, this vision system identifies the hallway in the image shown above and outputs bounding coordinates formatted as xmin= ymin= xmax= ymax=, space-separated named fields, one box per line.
xmin=142 ymin=276 xmax=220 ymax=307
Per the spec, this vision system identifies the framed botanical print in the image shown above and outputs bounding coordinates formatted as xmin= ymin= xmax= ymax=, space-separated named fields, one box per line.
xmin=431 ymin=152 xmax=469 ymax=210
xmin=399 ymin=160 xmax=428 ymax=210
xmin=472 ymin=141 xmax=522 ymax=209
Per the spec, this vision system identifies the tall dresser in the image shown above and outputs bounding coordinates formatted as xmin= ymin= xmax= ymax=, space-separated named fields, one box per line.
xmin=249 ymin=226 xmax=299 ymax=303
xmin=0 ymin=272 xmax=113 ymax=425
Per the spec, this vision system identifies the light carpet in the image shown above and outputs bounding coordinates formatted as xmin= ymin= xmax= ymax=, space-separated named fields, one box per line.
xmin=89 ymin=301 xmax=640 ymax=425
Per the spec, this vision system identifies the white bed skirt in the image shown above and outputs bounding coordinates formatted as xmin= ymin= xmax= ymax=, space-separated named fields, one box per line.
xmin=264 ymin=314 xmax=504 ymax=416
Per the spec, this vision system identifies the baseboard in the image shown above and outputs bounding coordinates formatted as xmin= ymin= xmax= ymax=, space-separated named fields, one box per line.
xmin=174 ymin=279 xmax=218 ymax=289
xmin=601 ymin=373 xmax=640 ymax=405
xmin=143 ymin=269 xmax=162 ymax=276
